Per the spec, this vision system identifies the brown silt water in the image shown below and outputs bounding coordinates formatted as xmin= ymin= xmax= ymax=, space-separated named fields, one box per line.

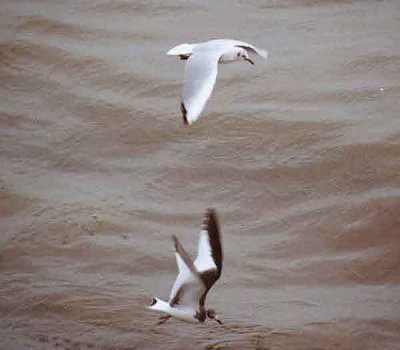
xmin=1 ymin=1 xmax=400 ymax=349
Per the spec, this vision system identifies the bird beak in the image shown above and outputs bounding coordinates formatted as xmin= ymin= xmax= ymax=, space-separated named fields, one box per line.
xmin=245 ymin=57 xmax=255 ymax=65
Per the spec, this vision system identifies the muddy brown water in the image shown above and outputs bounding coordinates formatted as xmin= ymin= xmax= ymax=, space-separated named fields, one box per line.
xmin=1 ymin=1 xmax=400 ymax=349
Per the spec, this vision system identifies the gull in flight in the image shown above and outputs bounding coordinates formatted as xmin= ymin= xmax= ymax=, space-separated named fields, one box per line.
xmin=148 ymin=208 xmax=223 ymax=325
xmin=167 ymin=39 xmax=268 ymax=125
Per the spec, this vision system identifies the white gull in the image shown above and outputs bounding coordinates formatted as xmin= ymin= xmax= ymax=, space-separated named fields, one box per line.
xmin=148 ymin=208 xmax=223 ymax=325
xmin=167 ymin=39 xmax=268 ymax=125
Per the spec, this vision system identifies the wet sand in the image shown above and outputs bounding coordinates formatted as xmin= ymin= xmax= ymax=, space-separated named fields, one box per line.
xmin=1 ymin=0 xmax=400 ymax=349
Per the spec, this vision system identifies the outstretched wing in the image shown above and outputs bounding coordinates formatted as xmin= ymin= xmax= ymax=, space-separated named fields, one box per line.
xmin=168 ymin=235 xmax=206 ymax=308
xmin=166 ymin=43 xmax=197 ymax=57
xmin=181 ymin=50 xmax=223 ymax=125
xmin=199 ymin=39 xmax=268 ymax=59
xmin=229 ymin=39 xmax=268 ymax=58
xmin=194 ymin=208 xmax=223 ymax=292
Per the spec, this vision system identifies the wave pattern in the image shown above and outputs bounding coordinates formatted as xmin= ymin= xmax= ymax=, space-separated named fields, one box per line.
xmin=1 ymin=0 xmax=400 ymax=349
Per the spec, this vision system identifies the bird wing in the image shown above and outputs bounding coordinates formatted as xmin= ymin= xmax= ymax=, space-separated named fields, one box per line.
xmin=194 ymin=208 xmax=223 ymax=291
xmin=228 ymin=39 xmax=268 ymax=58
xmin=166 ymin=43 xmax=197 ymax=57
xmin=168 ymin=235 xmax=206 ymax=308
xmin=181 ymin=50 xmax=223 ymax=125
xmin=205 ymin=39 xmax=268 ymax=58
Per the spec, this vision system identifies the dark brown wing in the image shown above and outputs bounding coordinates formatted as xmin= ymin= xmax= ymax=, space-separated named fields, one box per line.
xmin=204 ymin=208 xmax=223 ymax=275
xmin=194 ymin=208 xmax=223 ymax=306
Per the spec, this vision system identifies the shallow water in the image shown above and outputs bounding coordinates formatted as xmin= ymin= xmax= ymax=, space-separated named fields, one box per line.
xmin=1 ymin=0 xmax=400 ymax=349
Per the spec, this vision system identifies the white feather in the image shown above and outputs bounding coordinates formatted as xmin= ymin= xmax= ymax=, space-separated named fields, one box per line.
xmin=148 ymin=298 xmax=199 ymax=323
xmin=182 ymin=50 xmax=222 ymax=124
xmin=212 ymin=39 xmax=268 ymax=58
xmin=166 ymin=43 xmax=197 ymax=56
xmin=168 ymin=252 xmax=205 ymax=312
xmin=194 ymin=230 xmax=217 ymax=273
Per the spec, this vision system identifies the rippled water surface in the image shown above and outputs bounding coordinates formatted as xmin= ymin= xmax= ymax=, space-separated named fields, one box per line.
xmin=1 ymin=1 xmax=400 ymax=349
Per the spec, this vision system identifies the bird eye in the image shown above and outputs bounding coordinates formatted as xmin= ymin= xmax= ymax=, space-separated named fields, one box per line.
xmin=237 ymin=52 xmax=240 ymax=57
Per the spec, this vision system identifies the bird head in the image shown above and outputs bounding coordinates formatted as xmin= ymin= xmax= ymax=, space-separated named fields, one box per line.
xmin=220 ymin=47 xmax=254 ymax=65
xmin=235 ymin=48 xmax=254 ymax=65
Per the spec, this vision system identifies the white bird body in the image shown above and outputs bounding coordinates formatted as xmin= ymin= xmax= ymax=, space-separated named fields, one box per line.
xmin=148 ymin=209 xmax=223 ymax=325
xmin=167 ymin=39 xmax=268 ymax=125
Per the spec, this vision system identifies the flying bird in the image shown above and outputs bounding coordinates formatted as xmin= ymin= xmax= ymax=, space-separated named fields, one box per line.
xmin=148 ymin=208 xmax=223 ymax=325
xmin=167 ymin=39 xmax=268 ymax=125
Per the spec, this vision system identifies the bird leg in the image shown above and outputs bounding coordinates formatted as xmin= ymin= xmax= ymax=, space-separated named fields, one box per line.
xmin=214 ymin=317 xmax=223 ymax=325
xmin=206 ymin=309 xmax=223 ymax=325
xmin=157 ymin=314 xmax=171 ymax=325
xmin=209 ymin=314 xmax=223 ymax=324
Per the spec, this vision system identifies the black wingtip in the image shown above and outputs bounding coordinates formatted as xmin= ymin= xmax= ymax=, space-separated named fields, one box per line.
xmin=180 ymin=102 xmax=189 ymax=125
xmin=150 ymin=298 xmax=157 ymax=306
xmin=171 ymin=235 xmax=179 ymax=251
xmin=203 ymin=208 xmax=217 ymax=227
